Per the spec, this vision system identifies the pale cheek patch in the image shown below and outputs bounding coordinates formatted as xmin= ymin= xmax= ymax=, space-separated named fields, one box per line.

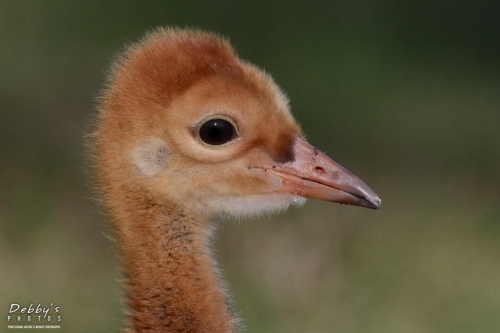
xmin=131 ymin=137 xmax=170 ymax=177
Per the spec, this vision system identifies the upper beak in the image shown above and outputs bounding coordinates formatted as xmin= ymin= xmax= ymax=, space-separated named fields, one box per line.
xmin=264 ymin=137 xmax=381 ymax=209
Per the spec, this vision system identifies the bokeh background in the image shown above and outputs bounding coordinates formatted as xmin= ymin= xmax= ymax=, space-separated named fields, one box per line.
xmin=1 ymin=1 xmax=499 ymax=332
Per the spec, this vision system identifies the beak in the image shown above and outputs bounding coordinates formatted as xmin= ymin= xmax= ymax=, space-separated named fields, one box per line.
xmin=265 ymin=137 xmax=381 ymax=209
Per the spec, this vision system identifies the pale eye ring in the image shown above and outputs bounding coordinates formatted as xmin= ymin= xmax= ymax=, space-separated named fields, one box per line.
xmin=196 ymin=116 xmax=239 ymax=146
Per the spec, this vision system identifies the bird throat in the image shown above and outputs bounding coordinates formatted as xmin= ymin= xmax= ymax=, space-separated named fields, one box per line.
xmin=111 ymin=197 xmax=239 ymax=332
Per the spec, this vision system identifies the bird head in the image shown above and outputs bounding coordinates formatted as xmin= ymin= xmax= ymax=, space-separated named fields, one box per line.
xmin=95 ymin=28 xmax=380 ymax=218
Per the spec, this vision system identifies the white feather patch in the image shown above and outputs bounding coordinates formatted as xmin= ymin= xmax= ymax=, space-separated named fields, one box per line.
xmin=131 ymin=137 xmax=170 ymax=177
xmin=205 ymin=193 xmax=307 ymax=218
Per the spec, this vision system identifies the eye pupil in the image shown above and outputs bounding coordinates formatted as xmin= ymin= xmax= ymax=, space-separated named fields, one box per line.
xmin=198 ymin=119 xmax=236 ymax=145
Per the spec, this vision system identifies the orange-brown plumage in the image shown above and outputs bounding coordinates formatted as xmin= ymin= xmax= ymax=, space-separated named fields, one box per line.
xmin=93 ymin=28 xmax=380 ymax=332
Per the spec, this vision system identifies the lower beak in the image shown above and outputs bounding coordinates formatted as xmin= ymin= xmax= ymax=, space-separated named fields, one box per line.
xmin=266 ymin=138 xmax=381 ymax=209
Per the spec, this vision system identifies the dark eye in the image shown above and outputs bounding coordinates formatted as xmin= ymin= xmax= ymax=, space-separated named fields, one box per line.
xmin=198 ymin=118 xmax=237 ymax=146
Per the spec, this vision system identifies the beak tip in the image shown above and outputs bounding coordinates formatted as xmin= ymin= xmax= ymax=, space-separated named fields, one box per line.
xmin=356 ymin=191 xmax=381 ymax=210
xmin=364 ymin=193 xmax=381 ymax=209
xmin=351 ymin=186 xmax=381 ymax=210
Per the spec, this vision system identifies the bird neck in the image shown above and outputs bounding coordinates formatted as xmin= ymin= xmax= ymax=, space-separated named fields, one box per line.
xmin=111 ymin=194 xmax=238 ymax=333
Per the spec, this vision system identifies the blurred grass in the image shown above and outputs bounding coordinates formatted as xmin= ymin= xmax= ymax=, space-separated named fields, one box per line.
xmin=1 ymin=1 xmax=499 ymax=332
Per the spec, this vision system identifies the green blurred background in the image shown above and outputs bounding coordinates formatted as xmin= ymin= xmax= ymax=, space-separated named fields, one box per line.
xmin=1 ymin=1 xmax=499 ymax=332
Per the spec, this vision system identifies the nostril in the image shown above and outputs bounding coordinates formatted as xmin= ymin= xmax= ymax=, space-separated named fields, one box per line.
xmin=314 ymin=166 xmax=325 ymax=172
